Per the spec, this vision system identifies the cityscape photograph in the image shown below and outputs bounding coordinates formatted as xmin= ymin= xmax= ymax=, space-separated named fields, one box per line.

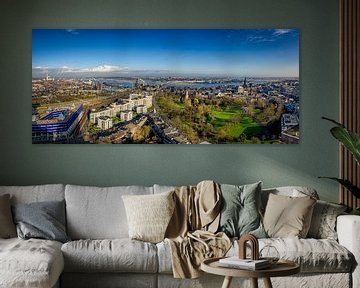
xmin=32 ymin=29 xmax=299 ymax=144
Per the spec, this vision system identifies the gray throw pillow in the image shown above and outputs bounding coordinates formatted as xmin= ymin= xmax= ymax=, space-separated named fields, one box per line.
xmin=218 ymin=182 xmax=266 ymax=238
xmin=307 ymin=200 xmax=347 ymax=240
xmin=0 ymin=194 xmax=17 ymax=238
xmin=12 ymin=200 xmax=70 ymax=243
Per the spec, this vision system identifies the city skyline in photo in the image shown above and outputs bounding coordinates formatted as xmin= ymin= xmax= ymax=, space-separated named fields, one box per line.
xmin=32 ymin=29 xmax=300 ymax=145
xmin=32 ymin=29 xmax=299 ymax=78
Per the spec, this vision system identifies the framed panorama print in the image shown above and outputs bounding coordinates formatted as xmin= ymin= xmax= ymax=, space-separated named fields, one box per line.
xmin=32 ymin=29 xmax=299 ymax=144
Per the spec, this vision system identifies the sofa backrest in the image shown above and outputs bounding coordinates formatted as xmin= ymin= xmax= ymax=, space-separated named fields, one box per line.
xmin=153 ymin=184 xmax=176 ymax=194
xmin=0 ymin=184 xmax=65 ymax=204
xmin=65 ymin=184 xmax=154 ymax=240
xmin=0 ymin=184 xmax=320 ymax=240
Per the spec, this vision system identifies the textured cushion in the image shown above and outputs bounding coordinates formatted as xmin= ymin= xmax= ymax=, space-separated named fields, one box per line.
xmin=0 ymin=184 xmax=65 ymax=204
xmin=263 ymin=193 xmax=316 ymax=238
xmin=65 ymin=185 xmax=153 ymax=239
xmin=12 ymin=200 xmax=70 ymax=243
xmin=226 ymin=238 xmax=354 ymax=273
xmin=158 ymin=237 xmax=353 ymax=274
xmin=260 ymin=238 xmax=354 ymax=273
xmin=218 ymin=182 xmax=266 ymax=238
xmin=307 ymin=200 xmax=347 ymax=240
xmin=122 ymin=191 xmax=175 ymax=243
xmin=61 ymin=239 xmax=158 ymax=273
xmin=0 ymin=194 xmax=16 ymax=238
xmin=0 ymin=238 xmax=64 ymax=288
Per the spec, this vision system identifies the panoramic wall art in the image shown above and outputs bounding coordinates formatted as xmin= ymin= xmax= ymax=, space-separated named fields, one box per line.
xmin=32 ymin=29 xmax=299 ymax=144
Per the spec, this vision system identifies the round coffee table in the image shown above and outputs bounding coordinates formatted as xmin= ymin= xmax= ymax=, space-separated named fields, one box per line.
xmin=201 ymin=257 xmax=300 ymax=288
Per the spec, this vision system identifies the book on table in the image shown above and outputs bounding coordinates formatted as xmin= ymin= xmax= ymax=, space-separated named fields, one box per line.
xmin=218 ymin=257 xmax=271 ymax=270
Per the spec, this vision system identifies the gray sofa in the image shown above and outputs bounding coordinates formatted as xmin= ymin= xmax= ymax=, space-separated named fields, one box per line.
xmin=0 ymin=184 xmax=359 ymax=288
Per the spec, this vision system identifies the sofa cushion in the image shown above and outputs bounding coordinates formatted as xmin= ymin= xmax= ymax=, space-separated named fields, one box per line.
xmin=234 ymin=238 xmax=353 ymax=273
xmin=158 ymin=237 xmax=353 ymax=274
xmin=307 ymin=200 xmax=347 ymax=240
xmin=61 ymin=239 xmax=158 ymax=273
xmin=65 ymin=185 xmax=153 ymax=239
xmin=153 ymin=184 xmax=176 ymax=194
xmin=261 ymin=186 xmax=319 ymax=213
xmin=0 ymin=238 xmax=64 ymax=288
xmin=218 ymin=182 xmax=266 ymax=238
xmin=261 ymin=238 xmax=354 ymax=273
xmin=156 ymin=240 xmax=173 ymax=274
xmin=122 ymin=191 xmax=175 ymax=243
xmin=12 ymin=200 xmax=70 ymax=243
xmin=0 ymin=184 xmax=65 ymax=204
xmin=0 ymin=194 xmax=16 ymax=238
xmin=263 ymin=194 xmax=316 ymax=238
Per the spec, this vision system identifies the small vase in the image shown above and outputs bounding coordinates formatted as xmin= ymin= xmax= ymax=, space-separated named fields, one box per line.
xmin=259 ymin=245 xmax=280 ymax=264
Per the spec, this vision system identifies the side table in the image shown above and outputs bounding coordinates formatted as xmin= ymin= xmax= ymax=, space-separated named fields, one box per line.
xmin=201 ymin=257 xmax=300 ymax=288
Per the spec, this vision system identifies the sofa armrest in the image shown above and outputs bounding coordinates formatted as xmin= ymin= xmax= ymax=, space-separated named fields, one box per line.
xmin=337 ymin=215 xmax=360 ymax=288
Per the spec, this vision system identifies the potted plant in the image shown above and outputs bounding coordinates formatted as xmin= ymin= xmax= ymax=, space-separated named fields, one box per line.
xmin=320 ymin=117 xmax=360 ymax=215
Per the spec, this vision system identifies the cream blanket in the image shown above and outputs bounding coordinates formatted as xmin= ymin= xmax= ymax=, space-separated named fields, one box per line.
xmin=165 ymin=180 xmax=231 ymax=278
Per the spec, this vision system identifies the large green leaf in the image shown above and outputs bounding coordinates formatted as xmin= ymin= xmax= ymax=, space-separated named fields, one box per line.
xmin=322 ymin=117 xmax=360 ymax=165
xmin=319 ymin=177 xmax=360 ymax=199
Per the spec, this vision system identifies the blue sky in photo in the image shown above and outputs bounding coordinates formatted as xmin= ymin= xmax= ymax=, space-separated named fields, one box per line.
xmin=32 ymin=29 xmax=299 ymax=77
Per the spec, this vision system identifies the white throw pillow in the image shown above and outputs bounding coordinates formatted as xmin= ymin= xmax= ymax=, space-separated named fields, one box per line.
xmin=122 ymin=191 xmax=175 ymax=243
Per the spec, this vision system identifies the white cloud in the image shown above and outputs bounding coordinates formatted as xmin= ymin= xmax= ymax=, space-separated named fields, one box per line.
xmin=247 ymin=29 xmax=296 ymax=43
xmin=66 ymin=29 xmax=79 ymax=35
xmin=86 ymin=65 xmax=128 ymax=73
xmin=32 ymin=65 xmax=128 ymax=73
xmin=62 ymin=68 xmax=83 ymax=73
xmin=32 ymin=64 xmax=131 ymax=78
xmin=273 ymin=29 xmax=293 ymax=36
xmin=247 ymin=35 xmax=275 ymax=43
xmin=33 ymin=66 xmax=49 ymax=69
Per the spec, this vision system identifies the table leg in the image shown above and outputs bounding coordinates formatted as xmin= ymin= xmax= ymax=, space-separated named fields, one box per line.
xmin=251 ymin=278 xmax=258 ymax=288
xmin=263 ymin=277 xmax=273 ymax=288
xmin=221 ymin=276 xmax=233 ymax=288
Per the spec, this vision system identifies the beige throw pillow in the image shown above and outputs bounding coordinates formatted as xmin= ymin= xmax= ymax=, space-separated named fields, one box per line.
xmin=263 ymin=193 xmax=316 ymax=238
xmin=0 ymin=194 xmax=17 ymax=238
xmin=122 ymin=191 xmax=175 ymax=243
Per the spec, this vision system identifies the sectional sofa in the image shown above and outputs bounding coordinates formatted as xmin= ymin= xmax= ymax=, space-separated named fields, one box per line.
xmin=0 ymin=183 xmax=359 ymax=288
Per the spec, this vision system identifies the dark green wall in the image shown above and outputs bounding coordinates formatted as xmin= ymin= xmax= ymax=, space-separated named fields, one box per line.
xmin=0 ymin=0 xmax=340 ymax=202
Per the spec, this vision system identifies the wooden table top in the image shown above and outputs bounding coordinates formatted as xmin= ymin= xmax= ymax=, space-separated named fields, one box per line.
xmin=201 ymin=257 xmax=300 ymax=278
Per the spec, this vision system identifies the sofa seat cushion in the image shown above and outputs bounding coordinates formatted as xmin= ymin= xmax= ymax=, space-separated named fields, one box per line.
xmin=231 ymin=238 xmax=354 ymax=273
xmin=0 ymin=238 xmax=64 ymax=288
xmin=61 ymin=239 xmax=158 ymax=273
xmin=157 ymin=238 xmax=354 ymax=274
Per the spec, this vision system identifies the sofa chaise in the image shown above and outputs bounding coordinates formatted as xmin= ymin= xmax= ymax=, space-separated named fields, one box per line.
xmin=0 ymin=183 xmax=359 ymax=288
